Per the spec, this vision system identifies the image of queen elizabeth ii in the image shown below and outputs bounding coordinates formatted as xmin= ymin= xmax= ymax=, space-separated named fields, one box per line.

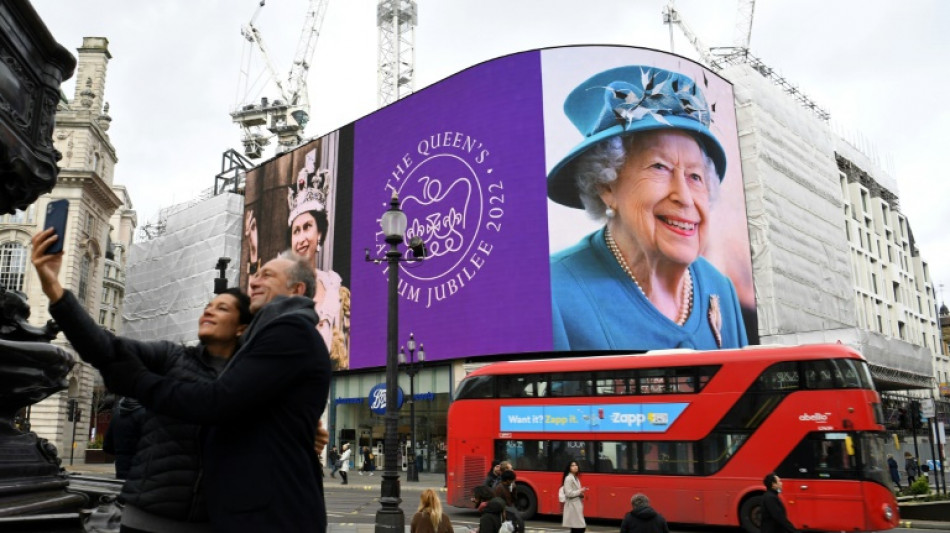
xmin=548 ymin=65 xmax=748 ymax=351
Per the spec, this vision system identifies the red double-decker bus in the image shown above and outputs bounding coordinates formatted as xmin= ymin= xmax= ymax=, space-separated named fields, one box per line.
xmin=446 ymin=344 xmax=898 ymax=533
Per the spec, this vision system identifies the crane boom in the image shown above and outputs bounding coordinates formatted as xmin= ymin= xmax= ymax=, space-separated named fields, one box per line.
xmin=286 ymin=0 xmax=329 ymax=108
xmin=231 ymin=0 xmax=329 ymax=158
xmin=733 ymin=0 xmax=756 ymax=51
xmin=662 ymin=3 xmax=717 ymax=68
xmin=242 ymin=19 xmax=289 ymax=103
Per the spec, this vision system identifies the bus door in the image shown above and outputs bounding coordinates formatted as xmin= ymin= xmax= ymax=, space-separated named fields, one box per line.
xmin=776 ymin=432 xmax=865 ymax=531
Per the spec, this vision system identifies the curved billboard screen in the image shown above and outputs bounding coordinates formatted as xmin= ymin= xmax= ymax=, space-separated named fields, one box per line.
xmin=241 ymin=45 xmax=756 ymax=370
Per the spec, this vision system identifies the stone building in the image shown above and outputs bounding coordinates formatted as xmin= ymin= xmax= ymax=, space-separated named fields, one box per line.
xmin=0 ymin=36 xmax=135 ymax=461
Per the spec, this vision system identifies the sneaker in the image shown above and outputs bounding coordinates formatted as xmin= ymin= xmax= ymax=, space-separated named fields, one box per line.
xmin=358 ymin=472 xmax=363 ymax=476
xmin=369 ymin=472 xmax=374 ymax=476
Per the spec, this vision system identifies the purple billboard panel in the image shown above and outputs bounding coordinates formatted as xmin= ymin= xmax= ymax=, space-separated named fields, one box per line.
xmin=351 ymin=50 xmax=552 ymax=369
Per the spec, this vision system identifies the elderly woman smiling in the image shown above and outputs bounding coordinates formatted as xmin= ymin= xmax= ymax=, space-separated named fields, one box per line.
xmin=549 ymin=65 xmax=747 ymax=351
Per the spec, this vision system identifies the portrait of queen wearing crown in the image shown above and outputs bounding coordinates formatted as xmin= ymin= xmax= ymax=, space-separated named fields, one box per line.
xmin=244 ymin=148 xmax=351 ymax=370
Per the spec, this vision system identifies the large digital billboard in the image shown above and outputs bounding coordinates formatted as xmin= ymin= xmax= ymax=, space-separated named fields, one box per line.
xmin=241 ymin=46 xmax=756 ymax=370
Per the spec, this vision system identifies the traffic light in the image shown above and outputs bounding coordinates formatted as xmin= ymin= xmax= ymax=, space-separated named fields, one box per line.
xmin=909 ymin=401 xmax=921 ymax=429
xmin=898 ymin=408 xmax=909 ymax=429
xmin=66 ymin=399 xmax=77 ymax=422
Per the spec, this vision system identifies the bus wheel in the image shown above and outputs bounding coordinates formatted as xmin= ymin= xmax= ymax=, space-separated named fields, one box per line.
xmin=514 ymin=485 xmax=537 ymax=520
xmin=739 ymin=494 xmax=763 ymax=533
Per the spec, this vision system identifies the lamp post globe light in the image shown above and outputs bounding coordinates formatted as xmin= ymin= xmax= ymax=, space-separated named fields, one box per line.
xmin=400 ymin=334 xmax=425 ymax=482
xmin=366 ymin=191 xmax=425 ymax=533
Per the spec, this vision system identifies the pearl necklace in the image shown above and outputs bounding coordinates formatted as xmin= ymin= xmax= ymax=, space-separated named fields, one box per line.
xmin=605 ymin=227 xmax=693 ymax=326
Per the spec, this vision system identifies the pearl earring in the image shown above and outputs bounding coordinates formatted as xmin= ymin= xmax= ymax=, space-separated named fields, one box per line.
xmin=605 ymin=207 xmax=615 ymax=219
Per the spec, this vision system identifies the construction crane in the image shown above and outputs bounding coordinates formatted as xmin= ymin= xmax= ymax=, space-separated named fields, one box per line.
xmin=377 ymin=0 xmax=417 ymax=107
xmin=662 ymin=1 xmax=829 ymax=121
xmin=231 ymin=0 xmax=329 ymax=158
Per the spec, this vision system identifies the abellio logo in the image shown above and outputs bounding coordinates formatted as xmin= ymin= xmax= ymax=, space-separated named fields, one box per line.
xmin=378 ymin=131 xmax=504 ymax=308
xmin=799 ymin=412 xmax=832 ymax=423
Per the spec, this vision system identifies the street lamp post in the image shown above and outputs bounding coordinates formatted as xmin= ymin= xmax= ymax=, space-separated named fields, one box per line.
xmin=366 ymin=192 xmax=425 ymax=533
xmin=400 ymin=334 xmax=425 ymax=482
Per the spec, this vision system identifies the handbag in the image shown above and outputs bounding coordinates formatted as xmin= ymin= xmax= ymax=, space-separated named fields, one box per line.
xmin=335 ymin=459 xmax=343 ymax=468
xmin=558 ymin=486 xmax=566 ymax=503
xmin=499 ymin=520 xmax=515 ymax=533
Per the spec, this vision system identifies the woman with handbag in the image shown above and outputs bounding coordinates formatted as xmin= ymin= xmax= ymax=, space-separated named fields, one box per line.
xmin=561 ymin=460 xmax=589 ymax=533
xmin=410 ymin=489 xmax=454 ymax=533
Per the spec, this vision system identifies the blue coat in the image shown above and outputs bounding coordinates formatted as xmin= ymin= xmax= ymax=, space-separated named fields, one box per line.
xmin=551 ymin=228 xmax=747 ymax=351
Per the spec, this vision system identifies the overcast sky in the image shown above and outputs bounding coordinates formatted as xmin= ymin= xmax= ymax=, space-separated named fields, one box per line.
xmin=32 ymin=0 xmax=950 ymax=301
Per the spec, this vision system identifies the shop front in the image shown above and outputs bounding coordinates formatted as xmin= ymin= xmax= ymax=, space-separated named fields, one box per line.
xmin=330 ymin=364 xmax=452 ymax=473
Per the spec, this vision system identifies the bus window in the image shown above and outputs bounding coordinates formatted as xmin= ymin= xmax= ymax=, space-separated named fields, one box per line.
xmin=670 ymin=367 xmax=697 ymax=393
xmin=776 ymin=432 xmax=860 ymax=480
xmin=639 ymin=369 xmax=669 ymax=394
xmin=497 ymin=374 xmax=547 ymax=398
xmin=594 ymin=371 xmax=634 ymax=395
xmin=701 ymin=432 xmax=749 ymax=474
xmin=830 ymin=358 xmax=874 ymax=389
xmin=495 ymin=439 xmax=548 ymax=471
xmin=596 ymin=441 xmax=637 ymax=473
xmin=803 ymin=360 xmax=838 ymax=389
xmin=548 ymin=373 xmax=591 ymax=397
xmin=549 ymin=440 xmax=594 ymax=472
xmin=696 ymin=365 xmax=721 ymax=391
xmin=643 ymin=442 xmax=697 ymax=475
xmin=455 ymin=375 xmax=494 ymax=399
xmin=753 ymin=361 xmax=800 ymax=392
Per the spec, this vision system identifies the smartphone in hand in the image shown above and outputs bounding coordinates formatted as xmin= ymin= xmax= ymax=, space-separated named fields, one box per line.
xmin=43 ymin=199 xmax=69 ymax=254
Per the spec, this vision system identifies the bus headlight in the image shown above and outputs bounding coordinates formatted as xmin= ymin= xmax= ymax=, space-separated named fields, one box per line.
xmin=883 ymin=504 xmax=894 ymax=521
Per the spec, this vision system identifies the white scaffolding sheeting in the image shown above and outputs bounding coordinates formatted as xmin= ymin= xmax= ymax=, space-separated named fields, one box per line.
xmin=727 ymin=64 xmax=856 ymax=333
xmin=723 ymin=63 xmax=932 ymax=384
xmin=122 ymin=193 xmax=244 ymax=343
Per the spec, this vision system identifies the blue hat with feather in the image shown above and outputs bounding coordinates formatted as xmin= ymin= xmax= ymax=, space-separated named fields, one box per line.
xmin=547 ymin=65 xmax=727 ymax=209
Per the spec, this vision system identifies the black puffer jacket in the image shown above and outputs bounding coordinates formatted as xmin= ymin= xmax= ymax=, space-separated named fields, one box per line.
xmin=103 ymin=397 xmax=144 ymax=479
xmin=479 ymin=497 xmax=507 ymax=533
xmin=51 ymin=290 xmax=218 ymax=522
xmin=620 ymin=505 xmax=670 ymax=533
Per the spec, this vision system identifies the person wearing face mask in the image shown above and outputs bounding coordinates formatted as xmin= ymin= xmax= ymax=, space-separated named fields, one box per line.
xmin=761 ymin=473 xmax=797 ymax=533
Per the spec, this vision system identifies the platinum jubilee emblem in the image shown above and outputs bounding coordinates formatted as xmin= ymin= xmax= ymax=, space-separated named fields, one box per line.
xmin=378 ymin=131 xmax=505 ymax=308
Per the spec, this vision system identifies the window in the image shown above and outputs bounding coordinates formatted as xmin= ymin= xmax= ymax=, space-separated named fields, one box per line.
xmin=701 ymin=433 xmax=748 ymax=474
xmin=643 ymin=441 xmax=697 ymax=475
xmin=0 ymin=242 xmax=27 ymax=291
xmin=594 ymin=371 xmax=635 ymax=396
xmin=496 ymin=439 xmax=549 ymax=471
xmin=454 ymin=375 xmax=494 ymax=400
xmin=548 ymin=373 xmax=591 ymax=397
xmin=98 ymin=310 xmax=107 ymax=324
xmin=776 ymin=432 xmax=859 ymax=480
xmin=497 ymin=374 xmax=547 ymax=398
xmin=596 ymin=441 xmax=637 ymax=473
xmin=77 ymin=254 xmax=91 ymax=302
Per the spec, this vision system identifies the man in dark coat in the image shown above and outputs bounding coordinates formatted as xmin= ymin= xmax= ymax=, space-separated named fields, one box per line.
xmin=103 ymin=253 xmax=331 ymax=533
xmin=619 ymin=493 xmax=670 ymax=533
xmin=102 ymin=396 xmax=144 ymax=480
xmin=761 ymin=473 xmax=797 ymax=533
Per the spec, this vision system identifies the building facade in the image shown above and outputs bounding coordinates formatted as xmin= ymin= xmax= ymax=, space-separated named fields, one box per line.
xmin=2 ymin=37 xmax=134 ymax=462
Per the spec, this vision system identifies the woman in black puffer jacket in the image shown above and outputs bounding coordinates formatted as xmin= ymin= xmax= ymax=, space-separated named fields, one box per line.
xmin=48 ymin=285 xmax=251 ymax=533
